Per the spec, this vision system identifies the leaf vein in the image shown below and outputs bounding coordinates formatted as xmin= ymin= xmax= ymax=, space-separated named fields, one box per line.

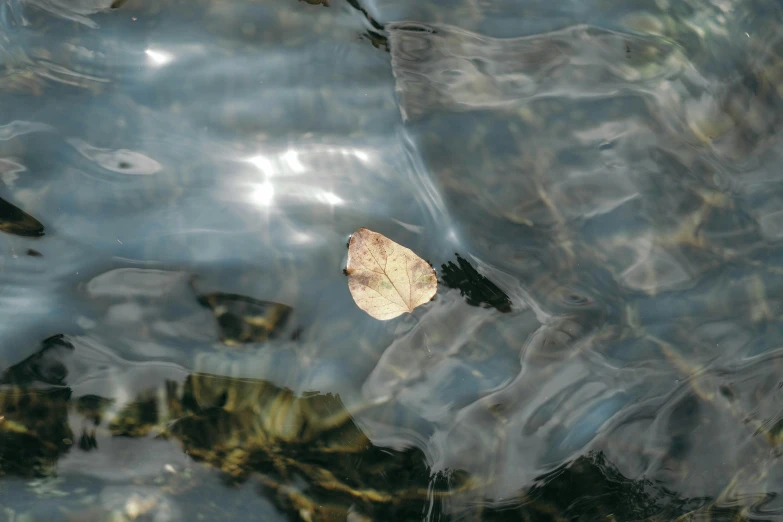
xmin=354 ymin=281 xmax=405 ymax=308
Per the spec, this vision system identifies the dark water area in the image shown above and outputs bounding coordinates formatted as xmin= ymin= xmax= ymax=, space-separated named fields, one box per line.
xmin=1 ymin=0 xmax=783 ymax=519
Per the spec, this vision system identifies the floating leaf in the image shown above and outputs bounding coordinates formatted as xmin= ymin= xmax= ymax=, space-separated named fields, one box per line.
xmin=344 ymin=227 xmax=437 ymax=320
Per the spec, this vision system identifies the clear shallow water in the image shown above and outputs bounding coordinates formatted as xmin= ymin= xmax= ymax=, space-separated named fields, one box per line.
xmin=1 ymin=0 xmax=783 ymax=520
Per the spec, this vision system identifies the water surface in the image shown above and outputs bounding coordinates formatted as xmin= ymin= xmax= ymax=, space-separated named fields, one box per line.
xmin=1 ymin=0 xmax=783 ymax=520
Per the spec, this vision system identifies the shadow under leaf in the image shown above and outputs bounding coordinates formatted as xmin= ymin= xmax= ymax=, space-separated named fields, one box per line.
xmin=440 ymin=253 xmax=513 ymax=312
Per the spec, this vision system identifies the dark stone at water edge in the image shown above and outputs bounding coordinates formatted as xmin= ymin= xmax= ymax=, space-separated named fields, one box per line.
xmin=0 ymin=196 xmax=44 ymax=237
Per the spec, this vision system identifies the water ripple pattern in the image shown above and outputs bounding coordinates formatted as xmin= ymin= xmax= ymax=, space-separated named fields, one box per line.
xmin=1 ymin=0 xmax=783 ymax=520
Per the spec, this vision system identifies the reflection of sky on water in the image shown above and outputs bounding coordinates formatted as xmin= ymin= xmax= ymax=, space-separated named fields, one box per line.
xmin=243 ymin=145 xmax=372 ymax=209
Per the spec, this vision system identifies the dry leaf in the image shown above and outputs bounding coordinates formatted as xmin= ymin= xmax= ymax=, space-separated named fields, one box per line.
xmin=345 ymin=228 xmax=437 ymax=320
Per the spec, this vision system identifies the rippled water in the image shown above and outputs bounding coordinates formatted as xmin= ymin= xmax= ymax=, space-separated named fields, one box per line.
xmin=1 ymin=0 xmax=783 ymax=520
